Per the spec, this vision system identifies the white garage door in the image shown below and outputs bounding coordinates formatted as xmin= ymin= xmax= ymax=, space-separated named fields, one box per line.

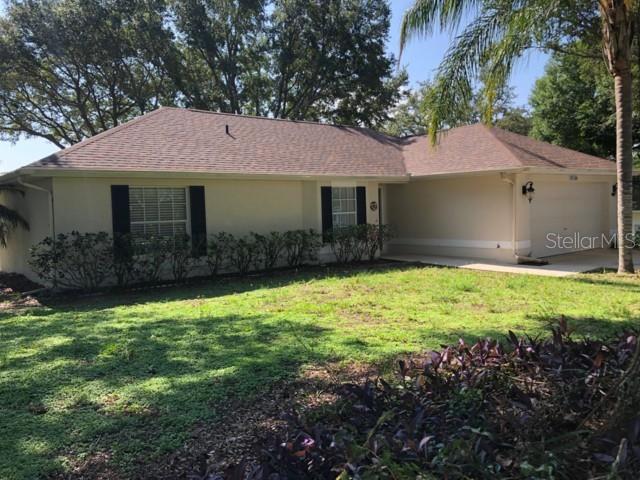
xmin=530 ymin=181 xmax=606 ymax=258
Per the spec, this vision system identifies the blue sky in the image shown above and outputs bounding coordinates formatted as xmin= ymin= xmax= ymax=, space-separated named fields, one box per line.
xmin=0 ymin=0 xmax=548 ymax=173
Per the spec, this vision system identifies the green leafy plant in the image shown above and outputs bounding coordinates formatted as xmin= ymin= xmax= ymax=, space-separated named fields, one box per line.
xmin=29 ymin=231 xmax=113 ymax=290
xmin=252 ymin=231 xmax=285 ymax=271
xmin=167 ymin=234 xmax=194 ymax=282
xmin=363 ymin=224 xmax=393 ymax=261
xmin=328 ymin=226 xmax=359 ymax=263
xmin=113 ymin=233 xmax=136 ymax=287
xmin=229 ymin=235 xmax=257 ymax=275
xmin=0 ymin=186 xmax=29 ymax=248
xmin=133 ymin=235 xmax=169 ymax=284
xmin=283 ymin=229 xmax=322 ymax=267
xmin=206 ymin=232 xmax=234 ymax=276
xmin=329 ymin=224 xmax=392 ymax=263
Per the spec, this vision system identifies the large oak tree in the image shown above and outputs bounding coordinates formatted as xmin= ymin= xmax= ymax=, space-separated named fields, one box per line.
xmin=0 ymin=0 xmax=405 ymax=150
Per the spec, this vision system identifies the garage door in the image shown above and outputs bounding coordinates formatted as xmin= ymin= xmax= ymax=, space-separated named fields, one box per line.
xmin=530 ymin=181 xmax=606 ymax=258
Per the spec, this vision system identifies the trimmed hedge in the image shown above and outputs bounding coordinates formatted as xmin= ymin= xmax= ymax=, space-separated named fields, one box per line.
xmin=29 ymin=225 xmax=392 ymax=290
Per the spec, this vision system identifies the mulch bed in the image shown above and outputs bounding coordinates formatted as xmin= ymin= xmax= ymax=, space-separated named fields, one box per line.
xmin=0 ymin=272 xmax=43 ymax=310
xmin=147 ymin=363 xmax=378 ymax=479
xmin=57 ymin=363 xmax=378 ymax=480
xmin=0 ymin=272 xmax=42 ymax=294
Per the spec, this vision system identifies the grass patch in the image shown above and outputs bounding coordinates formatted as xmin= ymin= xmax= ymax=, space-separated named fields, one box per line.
xmin=1 ymin=264 xmax=639 ymax=478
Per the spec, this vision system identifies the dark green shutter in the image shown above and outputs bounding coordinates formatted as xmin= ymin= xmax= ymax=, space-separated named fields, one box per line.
xmin=111 ymin=185 xmax=130 ymax=235
xmin=321 ymin=186 xmax=333 ymax=241
xmin=189 ymin=186 xmax=207 ymax=256
xmin=356 ymin=186 xmax=366 ymax=225
xmin=111 ymin=185 xmax=130 ymax=258
xmin=633 ymin=176 xmax=640 ymax=211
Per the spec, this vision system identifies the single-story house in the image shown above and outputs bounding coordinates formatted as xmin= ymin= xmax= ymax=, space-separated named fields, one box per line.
xmin=0 ymin=107 xmax=638 ymax=281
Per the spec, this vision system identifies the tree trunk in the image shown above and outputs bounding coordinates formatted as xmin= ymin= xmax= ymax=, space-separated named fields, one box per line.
xmin=600 ymin=0 xmax=635 ymax=274
xmin=614 ymin=70 xmax=635 ymax=274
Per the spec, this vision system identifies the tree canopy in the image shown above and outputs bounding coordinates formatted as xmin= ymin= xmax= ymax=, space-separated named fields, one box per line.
xmin=0 ymin=0 xmax=180 ymax=148
xmin=382 ymin=79 xmax=531 ymax=137
xmin=0 ymin=0 xmax=404 ymax=148
xmin=530 ymin=44 xmax=640 ymax=159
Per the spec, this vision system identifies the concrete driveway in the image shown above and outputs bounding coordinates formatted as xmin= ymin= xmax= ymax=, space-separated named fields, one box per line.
xmin=382 ymin=248 xmax=640 ymax=277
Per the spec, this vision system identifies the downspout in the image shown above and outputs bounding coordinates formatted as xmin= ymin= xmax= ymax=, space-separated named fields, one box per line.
xmin=16 ymin=177 xmax=57 ymax=287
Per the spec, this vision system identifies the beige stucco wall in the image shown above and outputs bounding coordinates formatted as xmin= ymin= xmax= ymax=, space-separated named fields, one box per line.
xmin=51 ymin=176 xmax=382 ymax=237
xmin=51 ymin=176 xmax=315 ymax=237
xmin=1 ymin=175 xmax=384 ymax=280
xmin=0 ymin=179 xmax=52 ymax=278
xmin=385 ymin=172 xmax=617 ymax=263
xmin=386 ymin=173 xmax=615 ymax=262
xmin=520 ymin=173 xmax=615 ymax=257
xmin=385 ymin=174 xmax=516 ymax=262
xmin=2 ymin=171 xmax=624 ymax=279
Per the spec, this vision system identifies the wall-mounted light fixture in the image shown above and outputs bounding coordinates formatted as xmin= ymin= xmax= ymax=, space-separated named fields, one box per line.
xmin=522 ymin=181 xmax=535 ymax=203
xmin=611 ymin=184 xmax=617 ymax=197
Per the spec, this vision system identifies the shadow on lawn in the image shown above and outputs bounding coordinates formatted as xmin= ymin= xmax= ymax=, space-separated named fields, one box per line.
xmin=146 ymin=315 xmax=640 ymax=479
xmin=523 ymin=313 xmax=639 ymax=339
xmin=0 ymin=263 xmax=426 ymax=478
xmin=0 ymin=262 xmax=637 ymax=478
xmin=0 ymin=309 xmax=335 ymax=478
xmin=572 ymin=274 xmax=640 ymax=292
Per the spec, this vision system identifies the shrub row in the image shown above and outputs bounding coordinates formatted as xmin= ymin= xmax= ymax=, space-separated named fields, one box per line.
xmin=28 ymin=225 xmax=392 ymax=290
xmin=205 ymin=230 xmax=322 ymax=276
xmin=328 ymin=224 xmax=393 ymax=263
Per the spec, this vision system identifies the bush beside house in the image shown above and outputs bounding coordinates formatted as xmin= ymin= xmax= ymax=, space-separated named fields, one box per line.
xmin=28 ymin=225 xmax=393 ymax=291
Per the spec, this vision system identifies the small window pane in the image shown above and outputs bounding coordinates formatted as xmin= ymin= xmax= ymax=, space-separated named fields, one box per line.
xmin=331 ymin=187 xmax=357 ymax=228
xmin=129 ymin=187 xmax=188 ymax=239
xmin=145 ymin=188 xmax=159 ymax=222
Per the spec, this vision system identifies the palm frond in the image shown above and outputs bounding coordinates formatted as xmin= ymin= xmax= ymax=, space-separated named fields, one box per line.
xmin=0 ymin=186 xmax=26 ymax=196
xmin=399 ymin=0 xmax=482 ymax=59
xmin=0 ymin=204 xmax=28 ymax=248
xmin=0 ymin=205 xmax=29 ymax=230
xmin=416 ymin=0 xmax=561 ymax=143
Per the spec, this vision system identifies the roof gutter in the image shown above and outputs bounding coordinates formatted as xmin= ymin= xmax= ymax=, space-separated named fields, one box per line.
xmin=15 ymin=167 xmax=410 ymax=183
xmin=16 ymin=176 xmax=55 ymax=237
xmin=409 ymin=166 xmax=617 ymax=180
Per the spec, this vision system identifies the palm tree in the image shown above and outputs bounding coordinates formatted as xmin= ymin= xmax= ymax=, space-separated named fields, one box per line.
xmin=401 ymin=0 xmax=638 ymax=274
xmin=0 ymin=186 xmax=29 ymax=247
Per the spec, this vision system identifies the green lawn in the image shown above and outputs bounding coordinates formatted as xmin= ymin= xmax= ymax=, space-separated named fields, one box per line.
xmin=1 ymin=264 xmax=640 ymax=479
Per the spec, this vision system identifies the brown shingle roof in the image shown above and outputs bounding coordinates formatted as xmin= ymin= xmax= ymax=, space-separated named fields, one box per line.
xmin=400 ymin=124 xmax=615 ymax=176
xmin=23 ymin=108 xmax=614 ymax=178
xmin=27 ymin=107 xmax=407 ymax=177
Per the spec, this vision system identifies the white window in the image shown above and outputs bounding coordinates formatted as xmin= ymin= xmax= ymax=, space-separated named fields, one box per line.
xmin=332 ymin=187 xmax=357 ymax=228
xmin=129 ymin=187 xmax=188 ymax=238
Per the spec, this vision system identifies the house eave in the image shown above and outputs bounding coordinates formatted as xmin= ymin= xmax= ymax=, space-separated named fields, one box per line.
xmin=524 ymin=166 xmax=616 ymax=176
xmin=408 ymin=167 xmax=524 ymax=180
xmin=408 ymin=166 xmax=617 ymax=180
xmin=5 ymin=167 xmax=410 ymax=184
